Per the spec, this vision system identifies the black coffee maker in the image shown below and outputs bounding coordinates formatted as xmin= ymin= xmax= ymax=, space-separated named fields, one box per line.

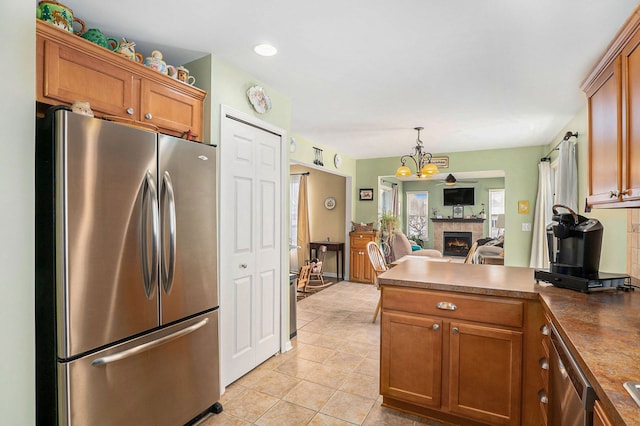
xmin=536 ymin=204 xmax=629 ymax=292
xmin=546 ymin=204 xmax=603 ymax=276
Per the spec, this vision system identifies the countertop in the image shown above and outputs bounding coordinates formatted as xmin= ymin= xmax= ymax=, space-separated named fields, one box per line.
xmin=378 ymin=260 xmax=640 ymax=425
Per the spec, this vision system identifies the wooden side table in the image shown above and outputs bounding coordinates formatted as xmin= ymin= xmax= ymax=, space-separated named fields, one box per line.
xmin=310 ymin=241 xmax=345 ymax=281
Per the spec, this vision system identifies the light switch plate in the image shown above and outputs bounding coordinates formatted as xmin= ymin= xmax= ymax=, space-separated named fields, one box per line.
xmin=522 ymin=223 xmax=531 ymax=231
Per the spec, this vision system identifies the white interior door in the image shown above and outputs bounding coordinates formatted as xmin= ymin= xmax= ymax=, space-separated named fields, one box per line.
xmin=220 ymin=111 xmax=283 ymax=386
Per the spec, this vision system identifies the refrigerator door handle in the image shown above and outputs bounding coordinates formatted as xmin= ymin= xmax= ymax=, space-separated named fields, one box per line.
xmin=140 ymin=171 xmax=159 ymax=299
xmin=161 ymin=171 xmax=177 ymax=294
xmin=91 ymin=318 xmax=209 ymax=367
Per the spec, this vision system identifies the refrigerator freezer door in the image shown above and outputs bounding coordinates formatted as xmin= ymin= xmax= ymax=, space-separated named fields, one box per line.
xmin=158 ymin=135 xmax=218 ymax=324
xmin=59 ymin=111 xmax=159 ymax=358
xmin=58 ymin=310 xmax=220 ymax=426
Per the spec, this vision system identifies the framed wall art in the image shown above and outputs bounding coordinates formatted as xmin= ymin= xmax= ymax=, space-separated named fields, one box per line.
xmin=452 ymin=205 xmax=464 ymax=218
xmin=518 ymin=200 xmax=530 ymax=214
xmin=359 ymin=188 xmax=374 ymax=201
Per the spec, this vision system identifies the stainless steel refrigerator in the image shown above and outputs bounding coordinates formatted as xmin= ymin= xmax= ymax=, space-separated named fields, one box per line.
xmin=36 ymin=107 xmax=221 ymax=425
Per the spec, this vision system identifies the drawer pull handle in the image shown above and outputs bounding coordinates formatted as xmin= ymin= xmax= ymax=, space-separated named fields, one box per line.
xmin=436 ymin=301 xmax=457 ymax=311
xmin=540 ymin=324 xmax=549 ymax=336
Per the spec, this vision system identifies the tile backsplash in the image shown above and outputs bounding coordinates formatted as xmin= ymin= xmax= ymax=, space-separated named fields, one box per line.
xmin=628 ymin=210 xmax=640 ymax=279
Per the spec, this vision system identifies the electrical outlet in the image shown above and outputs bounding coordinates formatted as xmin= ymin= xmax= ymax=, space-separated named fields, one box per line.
xmin=522 ymin=223 xmax=531 ymax=231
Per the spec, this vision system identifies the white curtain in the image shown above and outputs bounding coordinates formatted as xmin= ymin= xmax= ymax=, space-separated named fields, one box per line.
xmin=296 ymin=175 xmax=311 ymax=270
xmin=529 ymin=161 xmax=553 ymax=268
xmin=555 ymin=139 xmax=578 ymax=211
xmin=391 ymin=184 xmax=399 ymax=218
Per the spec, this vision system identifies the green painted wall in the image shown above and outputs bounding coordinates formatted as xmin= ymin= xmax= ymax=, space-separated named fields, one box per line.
xmin=355 ymin=145 xmax=545 ymax=267
xmin=542 ymin=106 xmax=627 ymax=274
xmin=187 ymin=54 xmax=292 ymax=145
xmin=400 ymin=177 xmax=505 ymax=245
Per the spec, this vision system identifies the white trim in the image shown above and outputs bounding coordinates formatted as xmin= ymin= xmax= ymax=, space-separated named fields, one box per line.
xmin=289 ymin=159 xmax=353 ymax=280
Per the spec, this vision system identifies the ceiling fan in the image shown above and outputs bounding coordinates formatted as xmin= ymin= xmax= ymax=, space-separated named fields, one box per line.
xmin=439 ymin=173 xmax=478 ymax=186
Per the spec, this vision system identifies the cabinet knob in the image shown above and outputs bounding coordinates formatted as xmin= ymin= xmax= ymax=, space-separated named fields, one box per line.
xmin=540 ymin=324 xmax=549 ymax=336
xmin=145 ymin=112 xmax=153 ymax=120
xmin=452 ymin=327 xmax=459 ymax=334
xmin=538 ymin=390 xmax=548 ymax=404
xmin=621 ymin=189 xmax=631 ymax=196
xmin=432 ymin=324 xmax=440 ymax=331
xmin=609 ymin=190 xmax=619 ymax=198
xmin=126 ymin=107 xmax=135 ymax=115
xmin=239 ymin=263 xmax=248 ymax=269
xmin=539 ymin=357 xmax=549 ymax=370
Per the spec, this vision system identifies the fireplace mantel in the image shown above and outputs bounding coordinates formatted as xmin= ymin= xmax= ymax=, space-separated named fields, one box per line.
xmin=431 ymin=218 xmax=485 ymax=223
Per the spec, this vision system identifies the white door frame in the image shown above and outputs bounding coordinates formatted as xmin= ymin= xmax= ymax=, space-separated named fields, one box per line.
xmin=289 ymin=160 xmax=353 ymax=279
xmin=219 ymin=105 xmax=290 ymax=368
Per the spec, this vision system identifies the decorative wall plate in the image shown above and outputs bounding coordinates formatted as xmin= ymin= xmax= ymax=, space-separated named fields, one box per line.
xmin=324 ymin=197 xmax=336 ymax=210
xmin=247 ymin=85 xmax=272 ymax=114
xmin=334 ymin=154 xmax=342 ymax=168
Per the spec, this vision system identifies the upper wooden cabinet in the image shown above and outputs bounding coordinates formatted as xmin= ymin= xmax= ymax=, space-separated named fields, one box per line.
xmin=36 ymin=20 xmax=205 ymax=141
xmin=582 ymin=7 xmax=640 ymax=208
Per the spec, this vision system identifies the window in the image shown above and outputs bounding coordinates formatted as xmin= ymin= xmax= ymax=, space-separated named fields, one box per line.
xmin=488 ymin=189 xmax=505 ymax=238
xmin=290 ymin=175 xmax=301 ymax=247
xmin=379 ymin=184 xmax=394 ymax=216
xmin=406 ymin=191 xmax=429 ymax=242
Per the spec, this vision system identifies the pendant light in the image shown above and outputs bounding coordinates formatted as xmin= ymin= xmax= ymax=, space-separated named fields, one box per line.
xmin=395 ymin=127 xmax=439 ymax=178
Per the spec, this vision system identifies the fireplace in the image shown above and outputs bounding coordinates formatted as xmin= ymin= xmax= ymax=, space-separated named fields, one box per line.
xmin=443 ymin=231 xmax=473 ymax=257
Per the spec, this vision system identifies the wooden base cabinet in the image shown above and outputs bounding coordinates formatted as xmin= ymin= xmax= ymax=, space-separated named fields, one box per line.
xmin=380 ymin=286 xmax=532 ymax=426
xmin=349 ymin=231 xmax=378 ymax=284
xmin=36 ymin=20 xmax=205 ymax=141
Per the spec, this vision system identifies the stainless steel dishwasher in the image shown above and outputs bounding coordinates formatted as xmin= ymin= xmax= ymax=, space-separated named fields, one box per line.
xmin=549 ymin=322 xmax=596 ymax=426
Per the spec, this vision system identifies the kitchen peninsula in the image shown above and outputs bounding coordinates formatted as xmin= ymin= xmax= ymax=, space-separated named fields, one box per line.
xmin=378 ymin=259 xmax=640 ymax=426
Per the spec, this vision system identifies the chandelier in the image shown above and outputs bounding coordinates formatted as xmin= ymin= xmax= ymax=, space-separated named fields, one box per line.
xmin=395 ymin=127 xmax=439 ymax=178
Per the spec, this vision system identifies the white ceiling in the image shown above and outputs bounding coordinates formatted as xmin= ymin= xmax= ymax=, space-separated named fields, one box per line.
xmin=68 ymin=0 xmax=639 ymax=159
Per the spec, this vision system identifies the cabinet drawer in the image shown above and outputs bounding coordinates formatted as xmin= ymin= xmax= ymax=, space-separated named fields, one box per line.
xmin=350 ymin=232 xmax=376 ymax=249
xmin=382 ymin=286 xmax=524 ymax=328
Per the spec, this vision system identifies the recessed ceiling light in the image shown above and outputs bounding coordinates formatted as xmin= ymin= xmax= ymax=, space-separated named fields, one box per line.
xmin=254 ymin=43 xmax=278 ymax=57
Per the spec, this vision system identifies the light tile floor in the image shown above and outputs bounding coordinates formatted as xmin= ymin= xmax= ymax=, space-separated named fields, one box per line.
xmin=197 ymin=281 xmax=445 ymax=426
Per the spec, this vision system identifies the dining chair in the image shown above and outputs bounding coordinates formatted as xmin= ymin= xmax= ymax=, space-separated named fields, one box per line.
xmin=366 ymin=241 xmax=388 ymax=323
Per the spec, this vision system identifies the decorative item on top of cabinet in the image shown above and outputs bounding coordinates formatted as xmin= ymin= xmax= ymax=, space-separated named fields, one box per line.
xmin=582 ymin=6 xmax=640 ymax=208
xmin=35 ymin=20 xmax=205 ymax=142
xmin=349 ymin=231 xmax=378 ymax=284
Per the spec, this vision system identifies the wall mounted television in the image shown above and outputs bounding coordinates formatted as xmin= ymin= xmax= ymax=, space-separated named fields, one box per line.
xmin=443 ymin=187 xmax=475 ymax=206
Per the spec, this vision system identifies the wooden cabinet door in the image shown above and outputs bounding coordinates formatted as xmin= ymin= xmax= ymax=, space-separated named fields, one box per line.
xmin=41 ymin=39 xmax=136 ymax=117
xmin=593 ymin=399 xmax=613 ymax=426
xmin=140 ymin=80 xmax=203 ymax=140
xmin=622 ymin=29 xmax=640 ymax=203
xmin=349 ymin=248 xmax=365 ymax=282
xmin=448 ymin=321 xmax=523 ymax=425
xmin=586 ymin=57 xmax=623 ymax=206
xmin=380 ymin=311 xmax=442 ymax=408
